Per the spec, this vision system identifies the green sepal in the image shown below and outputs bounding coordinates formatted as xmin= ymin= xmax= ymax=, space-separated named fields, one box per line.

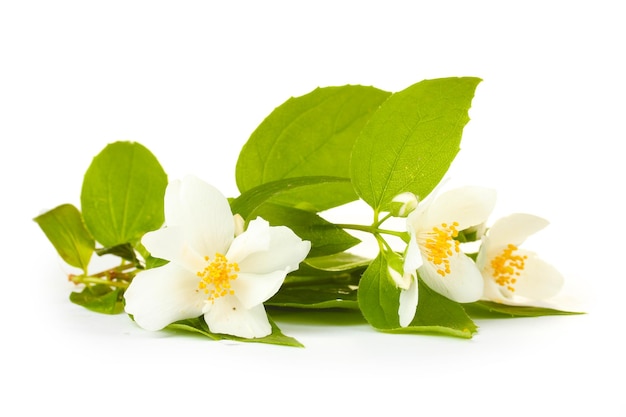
xmin=69 ymin=284 xmax=125 ymax=315
xmin=463 ymin=301 xmax=585 ymax=318
xmin=166 ymin=315 xmax=303 ymax=348
xmin=34 ymin=204 xmax=95 ymax=274
xmin=81 ymin=141 xmax=167 ymax=248
xmin=250 ymin=203 xmax=360 ymax=257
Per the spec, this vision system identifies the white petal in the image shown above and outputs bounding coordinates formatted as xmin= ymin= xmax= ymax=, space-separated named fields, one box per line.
xmin=226 ymin=218 xmax=272 ymax=265
xmin=511 ymin=250 xmax=564 ymax=300
xmin=142 ymin=226 xmax=205 ymax=272
xmin=203 ymin=298 xmax=272 ymax=338
xmin=419 ymin=253 xmax=484 ymax=303
xmin=169 ymin=175 xmax=234 ymax=257
xmin=124 ymin=264 xmax=205 ymax=331
xmin=389 ymin=266 xmax=411 ymax=290
xmin=230 ymin=270 xmax=287 ymax=309
xmin=485 ymin=213 xmax=549 ymax=252
xmin=403 ymin=231 xmax=424 ymax=274
xmin=424 ymin=186 xmax=497 ymax=231
xmin=234 ymin=219 xmax=311 ymax=275
xmin=398 ymin=276 xmax=419 ymax=327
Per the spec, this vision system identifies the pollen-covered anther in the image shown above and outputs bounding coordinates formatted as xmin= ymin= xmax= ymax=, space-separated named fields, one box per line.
xmin=490 ymin=244 xmax=527 ymax=292
xmin=422 ymin=221 xmax=461 ymax=277
xmin=196 ymin=253 xmax=240 ymax=303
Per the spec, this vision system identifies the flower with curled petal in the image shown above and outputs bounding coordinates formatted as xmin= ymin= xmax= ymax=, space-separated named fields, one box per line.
xmin=476 ymin=213 xmax=563 ymax=303
xmin=124 ymin=175 xmax=311 ymax=338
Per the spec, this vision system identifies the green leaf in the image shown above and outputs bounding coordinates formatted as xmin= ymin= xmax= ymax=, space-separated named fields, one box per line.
xmin=166 ymin=315 xmax=303 ymax=347
xmin=236 ymin=85 xmax=391 ymax=212
xmin=351 ymin=77 xmax=482 ymax=211
xmin=269 ymin=264 xmax=363 ymax=310
xmin=96 ymin=243 xmax=139 ymax=265
xmin=250 ymin=203 xmax=360 ymax=257
xmin=463 ymin=301 xmax=585 ymax=318
xmin=390 ymin=280 xmax=477 ymax=338
xmin=357 ymin=253 xmax=402 ymax=329
xmin=303 ymin=252 xmax=371 ymax=272
xmin=357 ymin=255 xmax=478 ymax=337
xmin=230 ymin=176 xmax=351 ymax=220
xmin=81 ymin=141 xmax=167 ymax=248
xmin=69 ymin=284 xmax=125 ymax=314
xmin=34 ymin=204 xmax=94 ymax=273
xmin=268 ymin=281 xmax=359 ymax=309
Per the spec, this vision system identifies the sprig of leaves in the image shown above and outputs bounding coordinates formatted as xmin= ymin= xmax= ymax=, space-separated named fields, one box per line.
xmin=35 ymin=77 xmax=581 ymax=347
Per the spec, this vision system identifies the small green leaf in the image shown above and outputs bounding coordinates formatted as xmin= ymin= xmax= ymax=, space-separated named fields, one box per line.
xmin=69 ymin=284 xmax=125 ymax=314
xmin=81 ymin=141 xmax=167 ymax=248
xmin=250 ymin=203 xmax=360 ymax=257
xmin=166 ymin=315 xmax=303 ymax=347
xmin=463 ymin=301 xmax=585 ymax=318
xmin=230 ymin=176 xmax=351 ymax=220
xmin=351 ymin=77 xmax=482 ymax=211
xmin=96 ymin=243 xmax=138 ymax=265
xmin=236 ymin=85 xmax=391 ymax=212
xmin=357 ymin=254 xmax=402 ymax=329
xmin=34 ymin=204 xmax=94 ymax=273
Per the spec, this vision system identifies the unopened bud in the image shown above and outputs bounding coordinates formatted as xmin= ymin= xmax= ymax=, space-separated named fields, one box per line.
xmin=389 ymin=192 xmax=418 ymax=217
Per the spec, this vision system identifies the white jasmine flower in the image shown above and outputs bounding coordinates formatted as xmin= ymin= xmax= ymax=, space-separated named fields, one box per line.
xmin=124 ymin=175 xmax=311 ymax=338
xmin=476 ymin=213 xmax=563 ymax=303
xmin=396 ymin=186 xmax=496 ymax=326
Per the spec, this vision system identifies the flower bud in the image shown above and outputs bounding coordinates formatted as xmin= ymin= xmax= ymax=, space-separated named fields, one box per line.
xmin=389 ymin=192 xmax=418 ymax=217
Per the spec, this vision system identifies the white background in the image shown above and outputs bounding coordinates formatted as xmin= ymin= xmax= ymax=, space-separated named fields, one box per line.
xmin=1 ymin=1 xmax=624 ymax=415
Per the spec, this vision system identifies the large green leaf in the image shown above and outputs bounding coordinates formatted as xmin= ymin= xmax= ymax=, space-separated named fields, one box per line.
xmin=351 ymin=77 xmax=481 ymax=211
xmin=250 ymin=203 xmax=360 ymax=257
xmin=34 ymin=204 xmax=94 ymax=273
xmin=81 ymin=141 xmax=167 ymax=248
xmin=236 ymin=85 xmax=391 ymax=211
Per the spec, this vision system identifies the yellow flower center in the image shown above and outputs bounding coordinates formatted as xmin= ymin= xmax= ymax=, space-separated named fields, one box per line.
xmin=422 ymin=222 xmax=460 ymax=277
xmin=196 ymin=253 xmax=240 ymax=303
xmin=490 ymin=244 xmax=527 ymax=292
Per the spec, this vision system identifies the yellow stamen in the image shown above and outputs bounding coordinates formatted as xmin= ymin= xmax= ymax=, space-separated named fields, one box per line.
xmin=422 ymin=222 xmax=460 ymax=277
xmin=196 ymin=253 xmax=240 ymax=303
xmin=490 ymin=244 xmax=527 ymax=292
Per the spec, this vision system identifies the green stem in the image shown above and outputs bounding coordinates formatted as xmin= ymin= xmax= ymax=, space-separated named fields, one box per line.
xmin=336 ymin=223 xmax=409 ymax=242
xmin=69 ymin=263 xmax=137 ymax=289
xmin=71 ymin=275 xmax=130 ymax=289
